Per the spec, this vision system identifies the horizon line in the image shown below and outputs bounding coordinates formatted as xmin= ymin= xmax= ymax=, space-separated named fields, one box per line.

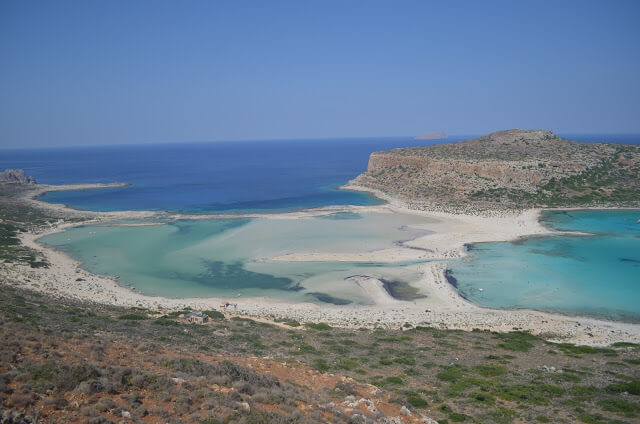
xmin=3 ymin=131 xmax=640 ymax=151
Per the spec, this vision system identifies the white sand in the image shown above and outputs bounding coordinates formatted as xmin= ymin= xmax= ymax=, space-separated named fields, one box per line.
xmin=2 ymin=182 xmax=640 ymax=347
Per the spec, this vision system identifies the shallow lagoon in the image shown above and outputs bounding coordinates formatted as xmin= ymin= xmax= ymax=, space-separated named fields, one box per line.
xmin=41 ymin=208 xmax=640 ymax=320
xmin=448 ymin=210 xmax=640 ymax=322
xmin=41 ymin=212 xmax=433 ymax=304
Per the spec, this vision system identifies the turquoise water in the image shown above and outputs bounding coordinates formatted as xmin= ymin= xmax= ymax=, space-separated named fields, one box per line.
xmin=448 ymin=210 xmax=640 ymax=322
xmin=40 ymin=208 xmax=640 ymax=319
xmin=40 ymin=213 xmax=432 ymax=304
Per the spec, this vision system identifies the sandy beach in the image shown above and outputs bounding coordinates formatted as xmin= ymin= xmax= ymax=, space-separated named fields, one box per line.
xmin=3 ymin=182 xmax=640 ymax=347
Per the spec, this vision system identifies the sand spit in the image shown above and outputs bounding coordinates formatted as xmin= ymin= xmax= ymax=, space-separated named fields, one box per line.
xmin=3 ymin=182 xmax=640 ymax=347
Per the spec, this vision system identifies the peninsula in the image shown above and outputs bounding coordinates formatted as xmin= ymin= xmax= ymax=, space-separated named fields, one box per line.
xmin=350 ymin=129 xmax=640 ymax=211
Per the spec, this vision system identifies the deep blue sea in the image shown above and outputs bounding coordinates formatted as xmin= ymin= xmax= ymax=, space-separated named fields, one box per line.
xmin=0 ymin=136 xmax=459 ymax=212
xmin=3 ymin=134 xmax=637 ymax=212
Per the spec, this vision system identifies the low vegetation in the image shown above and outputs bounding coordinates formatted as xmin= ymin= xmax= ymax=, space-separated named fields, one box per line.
xmin=1 ymin=285 xmax=638 ymax=423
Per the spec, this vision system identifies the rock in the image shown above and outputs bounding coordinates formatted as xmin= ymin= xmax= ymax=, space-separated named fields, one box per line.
xmin=237 ymin=401 xmax=251 ymax=412
xmin=0 ymin=169 xmax=36 ymax=185
xmin=400 ymin=405 xmax=412 ymax=415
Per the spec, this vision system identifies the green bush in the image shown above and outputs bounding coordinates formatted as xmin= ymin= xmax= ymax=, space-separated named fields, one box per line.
xmin=304 ymin=322 xmax=332 ymax=330
xmin=605 ymin=379 xmax=640 ymax=395
xmin=407 ymin=395 xmax=428 ymax=408
xmin=384 ymin=376 xmax=403 ymax=385
xmin=482 ymin=408 xmax=516 ymax=424
xmin=202 ymin=310 xmax=225 ymax=320
xmin=496 ymin=383 xmax=565 ymax=405
xmin=556 ymin=343 xmax=617 ymax=356
xmin=117 ymin=313 xmax=147 ymax=320
xmin=437 ymin=366 xmax=464 ymax=382
xmin=153 ymin=318 xmax=180 ymax=326
xmin=495 ymin=331 xmax=538 ymax=352
xmin=312 ymin=359 xmax=329 ymax=372
xmin=597 ymin=398 xmax=638 ymax=414
xmin=473 ymin=364 xmax=506 ymax=377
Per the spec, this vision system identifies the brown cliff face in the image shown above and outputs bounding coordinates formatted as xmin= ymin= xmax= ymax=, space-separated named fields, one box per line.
xmin=352 ymin=129 xmax=640 ymax=210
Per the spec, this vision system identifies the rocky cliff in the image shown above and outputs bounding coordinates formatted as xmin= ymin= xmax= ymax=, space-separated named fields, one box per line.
xmin=352 ymin=129 xmax=640 ymax=210
xmin=0 ymin=169 xmax=36 ymax=185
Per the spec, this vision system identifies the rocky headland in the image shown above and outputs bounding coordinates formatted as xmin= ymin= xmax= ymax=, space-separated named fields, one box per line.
xmin=350 ymin=129 xmax=640 ymax=211
xmin=0 ymin=169 xmax=36 ymax=185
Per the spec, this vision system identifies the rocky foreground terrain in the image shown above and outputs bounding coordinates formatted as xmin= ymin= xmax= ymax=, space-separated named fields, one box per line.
xmin=1 ymin=283 xmax=639 ymax=424
xmin=351 ymin=129 xmax=640 ymax=211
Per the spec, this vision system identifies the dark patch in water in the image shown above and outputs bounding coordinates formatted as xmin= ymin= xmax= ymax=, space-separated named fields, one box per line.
xmin=285 ymin=282 xmax=305 ymax=292
xmin=194 ymin=260 xmax=294 ymax=290
xmin=307 ymin=292 xmax=352 ymax=305
xmin=511 ymin=238 xmax=527 ymax=246
xmin=444 ymin=269 xmax=458 ymax=288
xmin=169 ymin=218 xmax=250 ymax=237
xmin=316 ymin=212 xmax=363 ymax=220
xmin=379 ymin=278 xmax=426 ymax=301
xmin=443 ymin=270 xmax=472 ymax=301
xmin=620 ymin=257 xmax=640 ymax=264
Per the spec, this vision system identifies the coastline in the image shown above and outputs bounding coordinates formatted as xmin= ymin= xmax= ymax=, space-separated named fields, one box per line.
xmin=3 ymin=182 xmax=640 ymax=346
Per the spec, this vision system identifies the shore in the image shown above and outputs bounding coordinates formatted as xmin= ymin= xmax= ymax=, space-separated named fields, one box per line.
xmin=3 ymin=182 xmax=640 ymax=346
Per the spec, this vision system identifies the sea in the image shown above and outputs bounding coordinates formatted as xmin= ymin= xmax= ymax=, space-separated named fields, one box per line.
xmin=1 ymin=136 xmax=458 ymax=212
xmin=1 ymin=134 xmax=639 ymax=320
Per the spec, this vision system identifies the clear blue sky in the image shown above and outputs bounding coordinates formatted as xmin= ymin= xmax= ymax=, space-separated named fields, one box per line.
xmin=1 ymin=0 xmax=639 ymax=148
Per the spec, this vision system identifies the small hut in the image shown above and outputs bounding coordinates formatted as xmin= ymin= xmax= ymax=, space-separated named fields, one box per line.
xmin=185 ymin=312 xmax=209 ymax=324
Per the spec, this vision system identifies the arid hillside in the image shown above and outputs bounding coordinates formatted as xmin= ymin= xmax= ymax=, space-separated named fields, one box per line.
xmin=351 ymin=130 xmax=640 ymax=211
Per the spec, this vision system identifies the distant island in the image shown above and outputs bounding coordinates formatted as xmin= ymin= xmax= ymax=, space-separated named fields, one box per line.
xmin=351 ymin=129 xmax=640 ymax=211
xmin=414 ymin=131 xmax=447 ymax=140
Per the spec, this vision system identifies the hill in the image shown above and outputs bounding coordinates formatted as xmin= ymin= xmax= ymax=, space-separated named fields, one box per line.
xmin=351 ymin=129 xmax=640 ymax=211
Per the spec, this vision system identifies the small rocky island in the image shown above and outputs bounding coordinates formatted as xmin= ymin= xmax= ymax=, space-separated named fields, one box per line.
xmin=352 ymin=129 xmax=640 ymax=210
xmin=414 ymin=131 xmax=447 ymax=140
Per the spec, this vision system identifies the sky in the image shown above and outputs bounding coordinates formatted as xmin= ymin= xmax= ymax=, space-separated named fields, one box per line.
xmin=1 ymin=0 xmax=639 ymax=148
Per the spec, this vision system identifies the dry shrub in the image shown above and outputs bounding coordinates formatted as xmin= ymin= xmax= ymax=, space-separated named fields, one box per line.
xmin=8 ymin=392 xmax=32 ymax=407
xmin=149 ymin=405 xmax=168 ymax=417
xmin=76 ymin=380 xmax=105 ymax=394
xmin=232 ymin=380 xmax=254 ymax=395
xmin=80 ymin=406 xmax=99 ymax=417
xmin=43 ymin=396 xmax=69 ymax=410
